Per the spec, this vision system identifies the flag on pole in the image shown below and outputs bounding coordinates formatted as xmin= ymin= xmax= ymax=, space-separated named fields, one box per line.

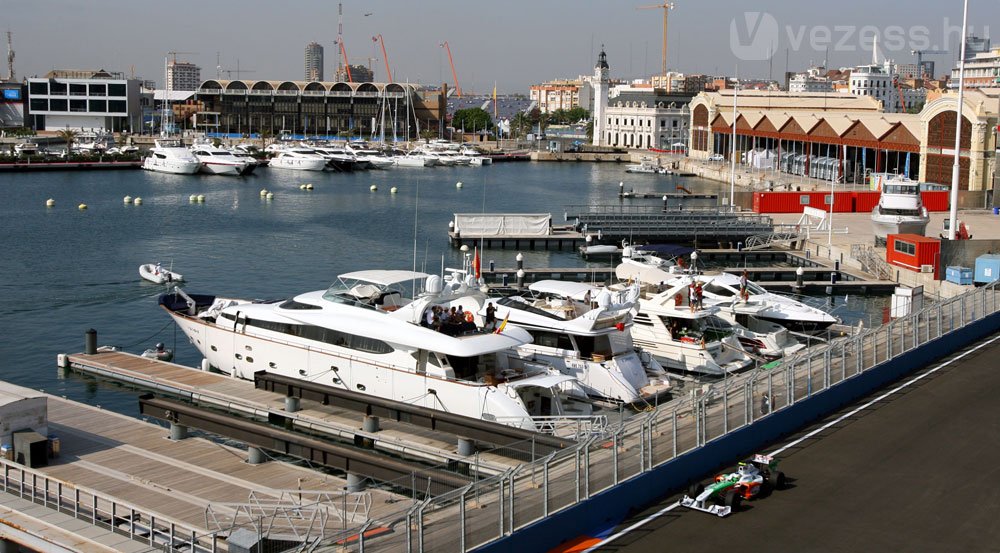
xmin=492 ymin=82 xmax=498 ymax=119
xmin=494 ymin=313 xmax=509 ymax=334
xmin=472 ymin=247 xmax=481 ymax=280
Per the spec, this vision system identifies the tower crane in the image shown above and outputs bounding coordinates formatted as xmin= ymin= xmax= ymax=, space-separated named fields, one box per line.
xmin=6 ymin=31 xmax=14 ymax=82
xmin=220 ymin=60 xmax=255 ymax=80
xmin=636 ymin=2 xmax=675 ymax=83
xmin=440 ymin=41 xmax=462 ymax=97
xmin=910 ymin=49 xmax=949 ymax=79
xmin=372 ymin=34 xmax=392 ymax=82
xmin=166 ymin=51 xmax=197 ymax=63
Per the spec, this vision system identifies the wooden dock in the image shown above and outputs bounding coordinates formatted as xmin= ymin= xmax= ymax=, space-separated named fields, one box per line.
xmin=0 ymin=379 xmax=406 ymax=551
xmin=449 ymin=225 xmax=585 ymax=250
xmin=64 ymin=352 xmax=519 ymax=475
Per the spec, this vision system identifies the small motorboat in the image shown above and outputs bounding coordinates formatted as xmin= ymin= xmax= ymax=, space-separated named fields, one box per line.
xmin=141 ymin=342 xmax=174 ymax=362
xmin=140 ymin=263 xmax=184 ymax=285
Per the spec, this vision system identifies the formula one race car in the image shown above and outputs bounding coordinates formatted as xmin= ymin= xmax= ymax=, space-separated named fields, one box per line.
xmin=679 ymin=454 xmax=786 ymax=517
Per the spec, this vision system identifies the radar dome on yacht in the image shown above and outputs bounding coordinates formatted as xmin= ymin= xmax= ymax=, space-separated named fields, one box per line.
xmin=596 ymin=290 xmax=612 ymax=309
xmin=425 ymin=274 xmax=443 ymax=294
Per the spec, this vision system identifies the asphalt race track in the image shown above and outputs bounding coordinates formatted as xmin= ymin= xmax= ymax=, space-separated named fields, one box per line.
xmin=592 ymin=332 xmax=1000 ymax=553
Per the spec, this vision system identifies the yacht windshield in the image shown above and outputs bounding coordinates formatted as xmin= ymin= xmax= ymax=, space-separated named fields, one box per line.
xmin=322 ymin=278 xmax=412 ymax=310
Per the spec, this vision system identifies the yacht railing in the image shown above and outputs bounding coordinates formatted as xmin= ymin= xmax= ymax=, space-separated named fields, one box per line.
xmin=321 ymin=280 xmax=1000 ymax=552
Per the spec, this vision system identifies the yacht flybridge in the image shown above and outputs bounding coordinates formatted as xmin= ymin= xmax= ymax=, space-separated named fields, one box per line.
xmin=142 ymin=139 xmax=202 ymax=175
xmin=475 ymin=280 xmax=670 ymax=404
xmin=160 ymin=270 xmax=592 ymax=430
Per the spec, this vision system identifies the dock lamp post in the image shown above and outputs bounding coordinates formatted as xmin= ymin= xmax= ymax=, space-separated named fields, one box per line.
xmin=948 ymin=0 xmax=970 ymax=239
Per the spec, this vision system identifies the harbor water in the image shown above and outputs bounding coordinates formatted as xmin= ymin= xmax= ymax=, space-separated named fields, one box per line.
xmin=0 ymin=162 xmax=887 ymax=416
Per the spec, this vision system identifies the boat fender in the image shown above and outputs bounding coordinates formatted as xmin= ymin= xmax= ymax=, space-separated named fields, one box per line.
xmin=464 ymin=311 xmax=474 ymax=323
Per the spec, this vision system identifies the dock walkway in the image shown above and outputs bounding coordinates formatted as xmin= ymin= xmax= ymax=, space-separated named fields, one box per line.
xmin=65 ymin=352 xmax=518 ymax=475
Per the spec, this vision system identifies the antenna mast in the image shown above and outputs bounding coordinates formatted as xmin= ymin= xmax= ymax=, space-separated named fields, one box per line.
xmin=337 ymin=3 xmax=345 ymax=80
xmin=6 ymin=31 xmax=14 ymax=82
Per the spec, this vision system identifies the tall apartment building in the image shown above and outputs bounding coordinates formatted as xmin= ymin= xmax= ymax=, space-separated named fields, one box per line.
xmin=166 ymin=61 xmax=201 ymax=92
xmin=950 ymin=47 xmax=1000 ymax=89
xmin=305 ymin=42 xmax=324 ymax=81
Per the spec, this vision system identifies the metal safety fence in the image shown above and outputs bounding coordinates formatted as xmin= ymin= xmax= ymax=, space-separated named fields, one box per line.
xmin=317 ymin=281 xmax=1000 ymax=552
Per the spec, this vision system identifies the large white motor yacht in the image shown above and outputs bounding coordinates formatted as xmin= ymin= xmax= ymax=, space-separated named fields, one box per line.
xmin=473 ymin=280 xmax=670 ymax=404
xmin=616 ymin=250 xmax=838 ymax=332
xmin=142 ymin=139 xmax=202 ymax=175
xmin=267 ymin=148 xmax=330 ymax=172
xmin=871 ymin=175 xmax=930 ymax=245
xmin=190 ymin=142 xmax=253 ymax=176
xmin=627 ymin=282 xmax=754 ymax=376
xmin=345 ymin=144 xmax=395 ymax=169
xmin=160 ymin=270 xmax=593 ymax=430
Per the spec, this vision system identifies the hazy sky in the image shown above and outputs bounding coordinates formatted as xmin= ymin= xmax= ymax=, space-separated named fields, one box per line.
xmin=5 ymin=1 xmax=997 ymax=93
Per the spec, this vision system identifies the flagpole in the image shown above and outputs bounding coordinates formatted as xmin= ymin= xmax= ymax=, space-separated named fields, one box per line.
xmin=948 ymin=0 xmax=969 ymax=240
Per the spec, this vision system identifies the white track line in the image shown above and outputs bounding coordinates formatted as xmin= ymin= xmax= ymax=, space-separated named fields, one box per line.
xmin=581 ymin=332 xmax=1000 ymax=553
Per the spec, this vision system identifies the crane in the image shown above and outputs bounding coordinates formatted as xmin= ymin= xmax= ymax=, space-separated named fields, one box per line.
xmin=372 ymin=34 xmax=392 ymax=83
xmin=440 ymin=41 xmax=462 ymax=98
xmin=636 ymin=2 xmax=675 ymax=83
xmin=335 ymin=39 xmax=353 ymax=82
xmin=910 ymin=49 xmax=948 ymax=79
xmin=166 ymin=51 xmax=197 ymax=64
xmin=220 ymin=60 xmax=255 ymax=79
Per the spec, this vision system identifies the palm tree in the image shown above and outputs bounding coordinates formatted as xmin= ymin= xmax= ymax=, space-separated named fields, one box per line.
xmin=57 ymin=129 xmax=77 ymax=157
xmin=511 ymin=112 xmax=532 ymax=140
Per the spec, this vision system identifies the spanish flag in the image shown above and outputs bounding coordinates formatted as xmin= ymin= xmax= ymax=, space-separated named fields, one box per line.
xmin=492 ymin=81 xmax=498 ymax=119
xmin=473 ymin=246 xmax=481 ymax=280
xmin=494 ymin=313 xmax=509 ymax=334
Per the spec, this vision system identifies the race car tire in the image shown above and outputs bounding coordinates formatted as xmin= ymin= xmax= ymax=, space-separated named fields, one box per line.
xmin=688 ymin=482 xmax=704 ymax=498
xmin=724 ymin=490 xmax=742 ymax=511
xmin=769 ymin=470 xmax=786 ymax=490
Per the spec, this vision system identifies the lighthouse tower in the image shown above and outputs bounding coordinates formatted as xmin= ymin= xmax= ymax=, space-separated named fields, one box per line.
xmin=591 ymin=47 xmax=610 ymax=147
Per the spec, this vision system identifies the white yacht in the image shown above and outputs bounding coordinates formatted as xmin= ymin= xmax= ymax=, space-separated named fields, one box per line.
xmin=267 ymin=148 xmax=329 ymax=172
xmin=393 ymin=151 xmax=435 ymax=167
xmin=142 ymin=139 xmax=202 ymax=175
xmin=473 ymin=280 xmax=670 ymax=404
xmin=190 ymin=142 xmax=254 ymax=176
xmin=625 ymin=158 xmax=666 ymax=174
xmin=13 ymin=142 xmax=40 ymax=157
xmin=159 ymin=270 xmax=593 ymax=430
xmin=309 ymin=144 xmax=361 ymax=172
xmin=627 ymin=282 xmax=753 ymax=376
xmin=655 ymin=275 xmax=806 ymax=360
xmin=616 ymin=252 xmax=838 ymax=333
xmin=460 ymin=146 xmax=492 ymax=165
xmin=345 ymin=144 xmax=395 ymax=169
xmin=871 ymin=175 xmax=929 ymax=245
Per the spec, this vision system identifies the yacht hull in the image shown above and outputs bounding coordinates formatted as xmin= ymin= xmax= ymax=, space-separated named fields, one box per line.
xmin=142 ymin=158 xmax=202 ymax=175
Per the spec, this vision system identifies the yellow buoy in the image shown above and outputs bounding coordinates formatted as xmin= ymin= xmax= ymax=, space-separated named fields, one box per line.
xmin=260 ymin=189 xmax=268 ymax=197
xmin=189 ymin=194 xmax=197 ymax=202
xmin=45 ymin=198 xmax=55 ymax=208
xmin=123 ymin=195 xmax=132 ymax=204
xmin=197 ymin=194 xmax=206 ymax=202
xmin=390 ymin=186 xmax=398 ymax=194
xmin=370 ymin=184 xmax=378 ymax=192
xmin=299 ymin=184 xmax=306 ymax=190
xmin=305 ymin=183 xmax=314 ymax=190
xmin=78 ymin=203 xmax=87 ymax=210
xmin=133 ymin=197 xmax=142 ymax=205
xmin=266 ymin=192 xmax=274 ymax=200
xmin=456 ymin=181 xmax=463 ymax=188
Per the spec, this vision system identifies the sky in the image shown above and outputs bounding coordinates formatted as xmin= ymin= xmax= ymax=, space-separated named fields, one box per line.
xmin=4 ymin=0 xmax=998 ymax=93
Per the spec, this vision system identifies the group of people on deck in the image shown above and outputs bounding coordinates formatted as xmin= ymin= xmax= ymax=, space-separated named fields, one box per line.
xmin=423 ymin=304 xmax=479 ymax=335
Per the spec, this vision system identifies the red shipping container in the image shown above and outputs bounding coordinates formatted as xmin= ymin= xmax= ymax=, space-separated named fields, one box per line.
xmin=886 ymin=234 xmax=940 ymax=275
xmin=921 ymin=191 xmax=949 ymax=212
xmin=753 ymin=191 xmax=856 ymax=213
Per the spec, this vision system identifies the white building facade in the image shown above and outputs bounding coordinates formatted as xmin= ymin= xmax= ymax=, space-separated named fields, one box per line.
xmin=603 ymin=93 xmax=691 ymax=150
xmin=27 ymin=75 xmax=141 ymax=131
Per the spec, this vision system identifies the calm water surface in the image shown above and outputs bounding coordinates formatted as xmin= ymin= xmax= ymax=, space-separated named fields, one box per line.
xmin=0 ymin=162 xmax=884 ymax=415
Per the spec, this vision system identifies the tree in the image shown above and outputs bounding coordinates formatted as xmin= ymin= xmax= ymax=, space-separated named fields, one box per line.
xmin=451 ymin=108 xmax=494 ymax=133
xmin=585 ymin=120 xmax=594 ymax=142
xmin=58 ymin=128 xmax=77 ymax=157
xmin=566 ymin=107 xmax=589 ymax=124
xmin=511 ymin=112 xmax=532 ymax=139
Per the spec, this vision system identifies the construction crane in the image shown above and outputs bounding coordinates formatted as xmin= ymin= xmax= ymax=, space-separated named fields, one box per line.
xmin=372 ymin=34 xmax=392 ymax=83
xmin=440 ymin=41 xmax=462 ymax=98
xmin=220 ymin=60 xmax=255 ymax=79
xmin=910 ymin=49 xmax=948 ymax=79
xmin=335 ymin=39 xmax=353 ymax=82
xmin=636 ymin=2 xmax=675 ymax=83
xmin=167 ymin=51 xmax=197 ymax=64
